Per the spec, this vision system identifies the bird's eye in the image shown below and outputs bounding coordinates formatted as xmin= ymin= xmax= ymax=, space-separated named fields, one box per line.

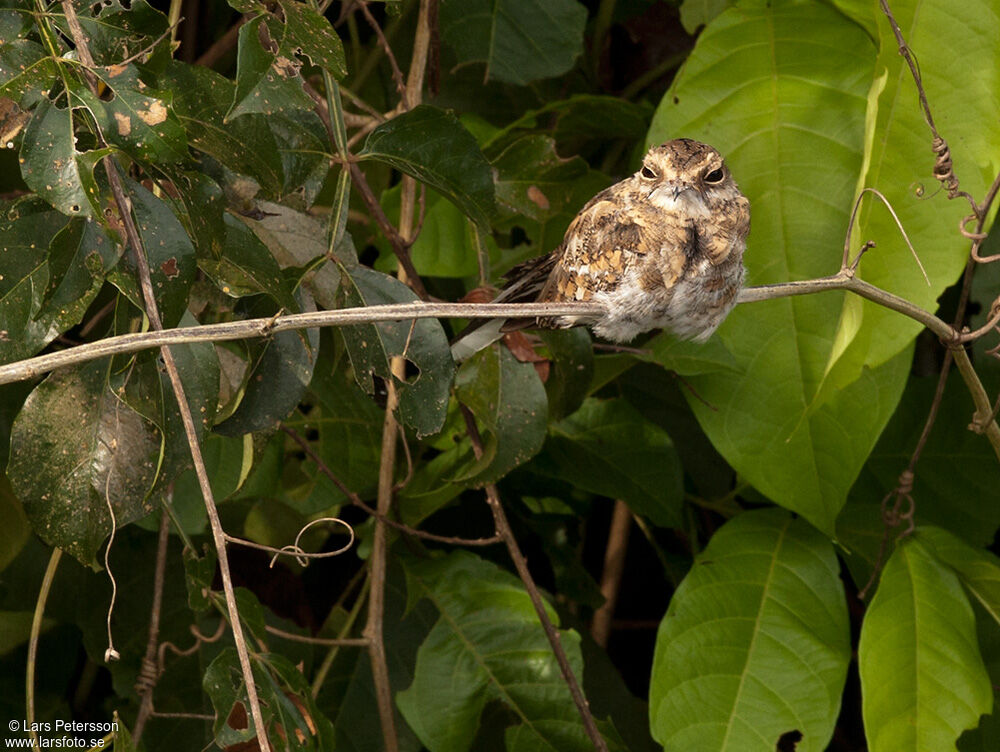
xmin=704 ymin=167 xmax=725 ymax=184
xmin=640 ymin=165 xmax=656 ymax=179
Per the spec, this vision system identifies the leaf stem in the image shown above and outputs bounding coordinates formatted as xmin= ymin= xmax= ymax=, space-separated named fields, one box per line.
xmin=27 ymin=548 xmax=62 ymax=746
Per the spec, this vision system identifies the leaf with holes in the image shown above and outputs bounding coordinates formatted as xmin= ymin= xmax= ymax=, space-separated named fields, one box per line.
xmin=227 ymin=16 xmax=314 ymax=122
xmin=650 ymin=509 xmax=850 ymax=752
xmin=70 ymin=64 xmax=188 ymax=164
xmin=6 ymin=358 xmax=161 ymax=566
xmin=454 ymin=344 xmax=548 ymax=486
xmin=338 ymin=264 xmax=452 ymax=437
xmin=55 ymin=0 xmax=171 ymax=67
xmin=438 ymin=0 xmax=587 ymax=85
xmin=859 ymin=537 xmax=992 ymax=752
xmin=277 ymin=0 xmax=347 ymax=77
xmin=359 ymin=105 xmax=496 ymax=228
xmin=398 ymin=551 xmax=627 ymax=752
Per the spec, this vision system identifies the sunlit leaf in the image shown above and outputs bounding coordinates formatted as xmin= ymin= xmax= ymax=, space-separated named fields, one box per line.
xmin=859 ymin=537 xmax=992 ymax=752
xmin=650 ymin=509 xmax=850 ymax=751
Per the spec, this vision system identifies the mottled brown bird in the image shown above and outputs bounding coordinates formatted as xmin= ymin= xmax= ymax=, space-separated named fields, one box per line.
xmin=452 ymin=138 xmax=750 ymax=360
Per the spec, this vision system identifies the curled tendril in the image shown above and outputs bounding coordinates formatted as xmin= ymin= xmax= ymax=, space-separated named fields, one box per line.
xmin=268 ymin=517 xmax=356 ymax=568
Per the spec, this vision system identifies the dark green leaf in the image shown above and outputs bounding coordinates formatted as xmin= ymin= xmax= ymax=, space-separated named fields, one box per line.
xmin=859 ymin=537 xmax=992 ymax=752
xmin=359 ymin=105 xmax=496 ymax=228
xmin=537 ymin=328 xmax=592 ymax=420
xmin=454 ymin=344 xmax=547 ymax=485
xmin=183 ymin=545 xmax=216 ymax=612
xmin=164 ymin=61 xmax=284 ymax=196
xmin=155 ymin=166 xmax=226 ymax=258
xmin=200 ymin=214 xmax=298 ymax=309
xmin=532 ymin=397 xmax=682 ymax=527
xmin=277 ymin=0 xmax=348 ymax=77
xmin=267 ymin=109 xmax=331 ymax=205
xmin=58 ymin=0 xmax=170 ymax=67
xmin=439 ymin=0 xmax=587 ymax=85
xmin=338 ymin=264 xmax=453 ymax=437
xmin=214 ymin=302 xmax=318 ymax=436
xmin=491 ymin=135 xmax=591 ymax=223
xmin=71 ymin=64 xmax=188 ymax=164
xmin=398 ymin=550 xmax=623 ymax=752
xmin=917 ymin=526 xmax=1000 ymax=628
xmin=0 ymin=8 xmax=33 ymax=40
xmin=650 ymin=509 xmax=850 ymax=750
xmin=19 ymin=97 xmax=104 ymax=217
xmin=227 ymin=16 xmax=314 ymax=122
xmin=108 ymin=179 xmax=196 ymax=327
xmin=7 ymin=359 xmax=161 ymax=566
xmin=0 ymin=39 xmax=57 ymax=102
xmin=0 ymin=197 xmax=71 ymax=364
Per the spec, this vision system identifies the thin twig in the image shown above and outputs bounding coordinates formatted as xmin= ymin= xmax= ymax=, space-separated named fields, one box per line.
xmin=58 ymin=4 xmax=272 ymax=747
xmin=367 ymin=379 xmax=400 ymax=752
xmin=283 ymin=425 xmax=502 ymax=546
xmin=358 ymin=2 xmax=408 ymax=107
xmin=590 ymin=500 xmax=631 ymax=649
xmin=460 ymin=405 xmax=609 ymax=752
xmin=27 ymin=549 xmax=62 ymax=745
xmin=264 ymin=625 xmax=369 ymax=647
xmin=133 ymin=510 xmax=171 ymax=741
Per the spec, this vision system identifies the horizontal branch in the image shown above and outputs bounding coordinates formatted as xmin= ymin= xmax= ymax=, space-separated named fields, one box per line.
xmin=0 ymin=302 xmax=604 ymax=385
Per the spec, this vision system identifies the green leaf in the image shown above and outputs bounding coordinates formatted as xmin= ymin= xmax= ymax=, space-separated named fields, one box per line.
xmin=917 ymin=526 xmax=1000 ymax=628
xmin=649 ymin=509 xmax=850 ymax=751
xmin=532 ymin=398 xmax=682 ymax=528
xmin=276 ymin=0 xmax=348 ymax=77
xmin=57 ymin=0 xmax=171 ymax=67
xmin=338 ymin=264 xmax=453 ymax=437
xmin=859 ymin=537 xmax=992 ymax=752
xmin=454 ymin=344 xmax=548 ymax=485
xmin=398 ymin=550 xmax=622 ymax=752
xmin=214 ymin=302 xmax=318 ymax=436
xmin=19 ymin=97 xmax=104 ymax=217
xmin=647 ymin=0 xmax=899 ymax=534
xmin=358 ymin=105 xmax=496 ymax=228
xmin=267 ymin=109 xmax=331 ymax=204
xmin=163 ymin=61 xmax=285 ymax=196
xmin=71 ymin=64 xmax=188 ymax=164
xmin=227 ymin=15 xmax=314 ymax=122
xmin=491 ymin=135 xmax=592 ymax=223
xmin=108 ymin=179 xmax=196 ymax=328
xmin=200 ymin=214 xmax=298 ymax=309
xmin=822 ymin=0 xmax=1000 ymax=397
xmin=7 ymin=359 xmax=161 ymax=566
xmin=0 ymin=39 xmax=57 ymax=102
xmin=537 ymin=328 xmax=592 ymax=420
xmin=678 ymin=0 xmax=733 ymax=33
xmin=438 ymin=0 xmax=587 ymax=85
xmin=374 ymin=186 xmax=485 ymax=278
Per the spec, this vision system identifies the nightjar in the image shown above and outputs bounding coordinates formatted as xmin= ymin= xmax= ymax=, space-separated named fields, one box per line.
xmin=451 ymin=138 xmax=750 ymax=360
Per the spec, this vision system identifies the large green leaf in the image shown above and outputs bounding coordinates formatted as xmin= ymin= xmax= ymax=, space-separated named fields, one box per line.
xmin=859 ymin=537 xmax=992 ymax=752
xmin=824 ymin=0 xmax=1000 ymax=391
xmin=647 ymin=0 xmax=902 ymax=534
xmin=7 ymin=359 xmax=161 ymax=566
xmin=276 ymin=0 xmax=347 ymax=77
xmin=649 ymin=509 xmax=850 ymax=752
xmin=438 ymin=0 xmax=587 ymax=85
xmin=358 ymin=105 xmax=496 ymax=228
xmin=397 ymin=551 xmax=623 ymax=752
xmin=531 ymin=397 xmax=682 ymax=528
xmin=453 ymin=344 xmax=548 ymax=485
xmin=0 ymin=39 xmax=57 ymax=101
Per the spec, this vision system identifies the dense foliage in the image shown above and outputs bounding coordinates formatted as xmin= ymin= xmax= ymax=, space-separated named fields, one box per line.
xmin=1 ymin=0 xmax=999 ymax=750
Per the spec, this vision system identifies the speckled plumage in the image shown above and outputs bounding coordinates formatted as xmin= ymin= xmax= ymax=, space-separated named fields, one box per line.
xmin=452 ymin=139 xmax=750 ymax=359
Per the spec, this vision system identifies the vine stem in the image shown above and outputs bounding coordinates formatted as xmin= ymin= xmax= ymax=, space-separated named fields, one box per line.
xmin=26 ymin=549 xmax=62 ymax=745
xmin=58 ymin=3 xmax=271 ymax=748
xmin=591 ymin=500 xmax=632 ymax=648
